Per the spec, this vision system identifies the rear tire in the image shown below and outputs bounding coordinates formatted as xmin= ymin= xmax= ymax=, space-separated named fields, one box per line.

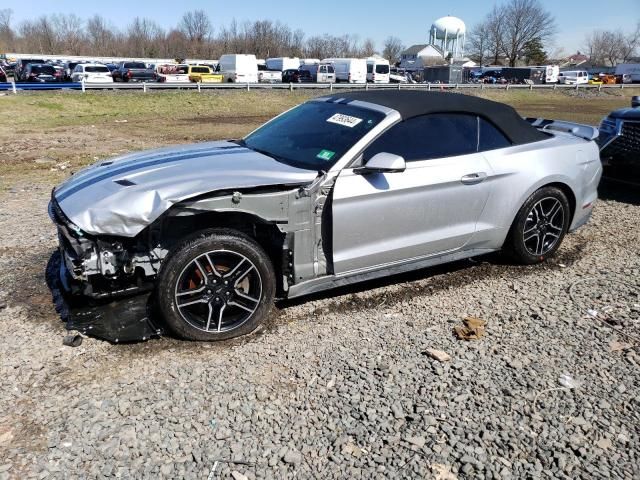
xmin=157 ymin=229 xmax=276 ymax=341
xmin=505 ymin=186 xmax=571 ymax=264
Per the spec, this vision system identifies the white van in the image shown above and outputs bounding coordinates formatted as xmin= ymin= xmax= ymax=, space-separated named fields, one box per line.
xmin=540 ymin=65 xmax=559 ymax=84
xmin=615 ymin=64 xmax=640 ymax=83
xmin=558 ymin=70 xmax=588 ymax=85
xmin=298 ymin=63 xmax=336 ymax=83
xmin=218 ymin=54 xmax=259 ymax=83
xmin=322 ymin=58 xmax=367 ymax=83
xmin=265 ymin=57 xmax=300 ymax=72
xmin=366 ymin=58 xmax=390 ymax=83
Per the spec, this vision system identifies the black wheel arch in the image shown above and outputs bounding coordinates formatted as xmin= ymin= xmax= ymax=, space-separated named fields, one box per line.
xmin=152 ymin=210 xmax=287 ymax=295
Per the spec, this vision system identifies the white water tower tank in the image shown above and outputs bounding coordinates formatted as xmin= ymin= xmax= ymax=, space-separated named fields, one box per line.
xmin=430 ymin=16 xmax=466 ymax=59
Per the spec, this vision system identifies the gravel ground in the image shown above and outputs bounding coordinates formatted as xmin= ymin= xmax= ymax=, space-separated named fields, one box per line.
xmin=0 ymin=176 xmax=638 ymax=480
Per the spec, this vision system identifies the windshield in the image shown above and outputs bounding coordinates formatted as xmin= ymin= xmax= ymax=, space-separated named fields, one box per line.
xmin=242 ymin=101 xmax=385 ymax=171
xmin=85 ymin=66 xmax=109 ymax=73
xmin=125 ymin=62 xmax=146 ymax=69
xmin=32 ymin=65 xmax=55 ymax=74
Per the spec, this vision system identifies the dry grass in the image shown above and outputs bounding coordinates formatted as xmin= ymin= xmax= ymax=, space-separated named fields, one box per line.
xmin=0 ymin=87 xmax=638 ymax=187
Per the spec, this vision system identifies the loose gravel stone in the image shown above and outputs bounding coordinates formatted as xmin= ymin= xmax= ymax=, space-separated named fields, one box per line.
xmin=0 ymin=175 xmax=639 ymax=479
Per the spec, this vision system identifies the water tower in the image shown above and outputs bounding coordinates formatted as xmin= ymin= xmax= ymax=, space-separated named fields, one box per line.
xmin=429 ymin=16 xmax=466 ymax=60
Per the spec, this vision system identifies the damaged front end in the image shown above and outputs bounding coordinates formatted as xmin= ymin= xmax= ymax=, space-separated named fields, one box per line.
xmin=47 ymin=196 xmax=163 ymax=342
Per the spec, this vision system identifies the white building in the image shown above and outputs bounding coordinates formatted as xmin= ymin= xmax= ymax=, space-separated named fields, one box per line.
xmin=399 ymin=44 xmax=446 ymax=71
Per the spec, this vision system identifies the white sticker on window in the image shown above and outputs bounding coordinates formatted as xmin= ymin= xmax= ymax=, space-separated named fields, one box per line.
xmin=327 ymin=113 xmax=363 ymax=128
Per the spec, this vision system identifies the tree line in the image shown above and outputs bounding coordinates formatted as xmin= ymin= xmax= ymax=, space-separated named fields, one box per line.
xmin=467 ymin=0 xmax=639 ymax=67
xmin=0 ymin=9 xmax=394 ymax=61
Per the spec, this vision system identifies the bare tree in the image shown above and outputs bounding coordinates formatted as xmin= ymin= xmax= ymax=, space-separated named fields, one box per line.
xmin=179 ymin=10 xmax=211 ymax=56
xmin=86 ymin=15 xmax=117 ymax=56
xmin=621 ymin=21 xmax=640 ymax=62
xmin=586 ymin=23 xmax=640 ymax=67
xmin=127 ymin=17 xmax=164 ymax=57
xmin=0 ymin=8 xmax=15 ymax=51
xmin=53 ymin=14 xmax=85 ymax=55
xmin=359 ymin=38 xmax=376 ymax=57
xmin=499 ymin=0 xmax=556 ymax=66
xmin=486 ymin=6 xmax=506 ymax=65
xmin=19 ymin=16 xmax=58 ymax=54
xmin=382 ymin=36 xmax=404 ymax=64
xmin=468 ymin=21 xmax=490 ymax=65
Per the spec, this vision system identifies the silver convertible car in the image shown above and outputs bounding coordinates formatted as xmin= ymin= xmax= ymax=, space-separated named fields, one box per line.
xmin=48 ymin=91 xmax=602 ymax=342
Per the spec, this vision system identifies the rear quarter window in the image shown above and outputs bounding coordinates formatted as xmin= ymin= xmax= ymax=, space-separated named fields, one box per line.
xmin=478 ymin=118 xmax=512 ymax=152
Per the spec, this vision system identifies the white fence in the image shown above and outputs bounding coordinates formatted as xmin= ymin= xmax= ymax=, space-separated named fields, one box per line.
xmin=2 ymin=81 xmax=639 ymax=94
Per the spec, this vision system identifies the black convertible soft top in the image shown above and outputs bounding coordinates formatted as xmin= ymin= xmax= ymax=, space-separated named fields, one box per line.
xmin=325 ymin=90 xmax=548 ymax=145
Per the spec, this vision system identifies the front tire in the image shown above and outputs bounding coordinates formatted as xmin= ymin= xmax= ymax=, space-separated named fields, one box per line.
xmin=505 ymin=186 xmax=571 ymax=264
xmin=157 ymin=229 xmax=275 ymax=341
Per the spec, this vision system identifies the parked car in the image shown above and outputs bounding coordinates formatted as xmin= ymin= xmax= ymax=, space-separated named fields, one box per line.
xmin=322 ymin=58 xmax=367 ymax=83
xmin=15 ymin=58 xmax=45 ymax=81
xmin=558 ymin=70 xmax=589 ymax=85
xmin=298 ymin=63 xmax=335 ymax=83
xmin=1 ymin=62 xmax=16 ymax=77
xmin=218 ymin=54 xmax=259 ymax=83
xmin=366 ymin=58 xmax=390 ymax=83
xmin=281 ymin=68 xmax=312 ymax=83
xmin=0 ymin=66 xmax=6 ymax=83
xmin=50 ymin=64 xmax=65 ymax=82
xmin=614 ymin=64 xmax=640 ymax=83
xmin=63 ymin=62 xmax=84 ymax=81
xmin=71 ymin=64 xmax=113 ymax=83
xmin=22 ymin=64 xmax=60 ymax=83
xmin=154 ymin=64 xmax=190 ymax=83
xmin=113 ymin=62 xmax=155 ymax=83
xmin=48 ymin=91 xmax=601 ymax=343
xmin=598 ymin=96 xmax=640 ymax=169
xmin=187 ymin=65 xmax=223 ymax=83
xmin=257 ymin=66 xmax=282 ymax=83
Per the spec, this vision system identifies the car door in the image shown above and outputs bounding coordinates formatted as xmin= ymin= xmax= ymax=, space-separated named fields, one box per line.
xmin=317 ymin=65 xmax=326 ymax=82
xmin=331 ymin=113 xmax=493 ymax=274
xmin=72 ymin=65 xmax=81 ymax=82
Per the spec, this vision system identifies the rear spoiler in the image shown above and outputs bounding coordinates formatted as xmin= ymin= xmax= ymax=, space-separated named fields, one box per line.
xmin=525 ymin=118 xmax=599 ymax=141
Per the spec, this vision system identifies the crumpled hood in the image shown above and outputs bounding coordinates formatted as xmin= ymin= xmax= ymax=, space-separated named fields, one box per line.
xmin=53 ymin=140 xmax=317 ymax=237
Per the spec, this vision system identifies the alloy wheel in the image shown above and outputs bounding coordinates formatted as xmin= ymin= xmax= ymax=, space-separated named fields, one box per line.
xmin=174 ymin=250 xmax=262 ymax=333
xmin=522 ymin=197 xmax=565 ymax=256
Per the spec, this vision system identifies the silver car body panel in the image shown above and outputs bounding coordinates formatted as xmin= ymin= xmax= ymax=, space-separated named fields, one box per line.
xmin=53 ymin=141 xmax=318 ymax=237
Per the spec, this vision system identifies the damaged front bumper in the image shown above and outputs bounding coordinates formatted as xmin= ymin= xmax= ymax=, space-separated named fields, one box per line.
xmin=47 ymin=196 xmax=163 ymax=343
xmin=47 ymin=251 xmax=163 ymax=343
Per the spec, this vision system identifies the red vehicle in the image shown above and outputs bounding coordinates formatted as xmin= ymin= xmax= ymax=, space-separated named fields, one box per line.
xmin=0 ymin=66 xmax=7 ymax=83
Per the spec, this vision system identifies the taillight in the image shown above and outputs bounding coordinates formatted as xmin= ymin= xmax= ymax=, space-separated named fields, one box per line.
xmin=127 ymin=70 xmax=132 ymax=78
xmin=348 ymin=73 xmax=351 ymax=81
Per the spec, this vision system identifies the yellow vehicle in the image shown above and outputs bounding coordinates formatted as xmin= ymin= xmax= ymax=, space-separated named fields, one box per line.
xmin=187 ymin=66 xmax=223 ymax=83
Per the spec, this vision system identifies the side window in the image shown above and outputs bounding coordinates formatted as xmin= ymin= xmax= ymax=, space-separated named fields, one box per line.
xmin=74 ymin=65 xmax=82 ymax=73
xmin=363 ymin=114 xmax=478 ymax=162
xmin=478 ymin=118 xmax=512 ymax=152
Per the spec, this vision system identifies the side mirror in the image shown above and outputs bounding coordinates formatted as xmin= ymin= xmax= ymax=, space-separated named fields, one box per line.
xmin=354 ymin=152 xmax=406 ymax=175
xmin=632 ymin=96 xmax=640 ymax=109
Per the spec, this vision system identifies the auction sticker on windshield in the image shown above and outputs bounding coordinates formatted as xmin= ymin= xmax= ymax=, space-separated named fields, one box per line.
xmin=327 ymin=113 xmax=363 ymax=128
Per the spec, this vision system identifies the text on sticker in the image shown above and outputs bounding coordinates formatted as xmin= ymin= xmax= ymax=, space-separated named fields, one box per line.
xmin=327 ymin=113 xmax=363 ymax=128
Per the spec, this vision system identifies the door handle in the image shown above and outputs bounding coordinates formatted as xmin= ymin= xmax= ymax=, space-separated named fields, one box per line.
xmin=461 ymin=172 xmax=487 ymax=185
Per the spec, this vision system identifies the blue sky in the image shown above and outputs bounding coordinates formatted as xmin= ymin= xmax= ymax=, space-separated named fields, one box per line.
xmin=9 ymin=0 xmax=640 ymax=55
